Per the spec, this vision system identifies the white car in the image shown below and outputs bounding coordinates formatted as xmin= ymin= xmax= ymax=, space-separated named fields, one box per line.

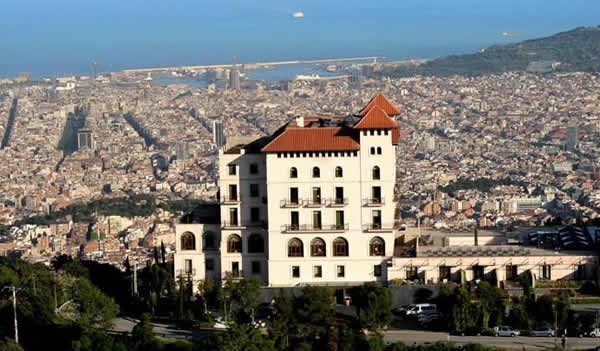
xmin=588 ymin=328 xmax=600 ymax=337
xmin=406 ymin=304 xmax=437 ymax=316
xmin=496 ymin=326 xmax=520 ymax=337
xmin=213 ymin=317 xmax=229 ymax=330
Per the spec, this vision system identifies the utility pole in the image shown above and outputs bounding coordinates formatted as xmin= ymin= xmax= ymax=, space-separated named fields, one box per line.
xmin=133 ymin=261 xmax=138 ymax=296
xmin=2 ymin=286 xmax=20 ymax=345
xmin=12 ymin=287 xmax=18 ymax=345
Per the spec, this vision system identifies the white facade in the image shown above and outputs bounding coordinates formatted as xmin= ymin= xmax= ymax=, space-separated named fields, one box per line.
xmin=265 ymin=130 xmax=396 ymax=286
xmin=218 ymin=148 xmax=268 ymax=283
xmin=173 ymin=222 xmax=221 ymax=292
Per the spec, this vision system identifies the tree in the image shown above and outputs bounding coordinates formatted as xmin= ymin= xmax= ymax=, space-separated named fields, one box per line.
xmin=215 ymin=324 xmax=275 ymax=351
xmin=131 ymin=313 xmax=160 ymax=351
xmin=222 ymin=277 xmax=262 ymax=324
xmin=534 ymin=295 xmax=556 ymax=327
xmin=0 ymin=338 xmax=23 ymax=351
xmin=555 ymin=291 xmax=571 ymax=331
xmin=349 ymin=282 xmax=392 ymax=331
xmin=452 ymin=287 xmax=479 ymax=333
xmin=269 ymin=290 xmax=295 ymax=350
xmin=295 ymin=286 xmax=335 ymax=344
xmin=197 ymin=278 xmax=217 ymax=316
xmin=476 ymin=282 xmax=504 ymax=329
xmin=70 ymin=277 xmax=120 ymax=331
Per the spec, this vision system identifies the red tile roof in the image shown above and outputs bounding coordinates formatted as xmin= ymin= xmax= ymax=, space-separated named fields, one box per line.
xmin=392 ymin=127 xmax=400 ymax=145
xmin=354 ymin=105 xmax=399 ymax=129
xmin=358 ymin=93 xmax=401 ymax=116
xmin=261 ymin=127 xmax=360 ymax=152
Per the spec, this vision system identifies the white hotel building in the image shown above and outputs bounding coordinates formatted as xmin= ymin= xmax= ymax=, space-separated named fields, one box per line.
xmin=174 ymin=93 xmax=401 ymax=288
xmin=174 ymin=94 xmax=598 ymax=291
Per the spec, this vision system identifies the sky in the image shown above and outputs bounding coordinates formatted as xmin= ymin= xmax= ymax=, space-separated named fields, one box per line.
xmin=0 ymin=0 xmax=598 ymax=77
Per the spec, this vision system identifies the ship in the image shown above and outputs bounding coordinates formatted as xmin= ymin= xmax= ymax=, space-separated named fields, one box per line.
xmin=292 ymin=11 xmax=304 ymax=18
xmin=295 ymin=74 xmax=321 ymax=80
xmin=326 ymin=64 xmax=338 ymax=72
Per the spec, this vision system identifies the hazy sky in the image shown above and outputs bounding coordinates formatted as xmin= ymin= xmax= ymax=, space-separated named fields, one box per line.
xmin=1 ymin=0 xmax=598 ymax=76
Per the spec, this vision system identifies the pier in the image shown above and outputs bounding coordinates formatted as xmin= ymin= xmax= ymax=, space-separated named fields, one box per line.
xmin=122 ymin=56 xmax=382 ymax=74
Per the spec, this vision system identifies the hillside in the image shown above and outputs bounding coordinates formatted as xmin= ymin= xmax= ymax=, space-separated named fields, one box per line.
xmin=387 ymin=26 xmax=600 ymax=77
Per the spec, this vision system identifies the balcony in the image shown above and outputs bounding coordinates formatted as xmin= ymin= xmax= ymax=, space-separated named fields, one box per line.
xmin=281 ymin=223 xmax=349 ymax=233
xmin=363 ymin=223 xmax=396 ymax=232
xmin=222 ymin=221 xmax=244 ymax=229
xmin=304 ymin=198 xmax=324 ymax=208
xmin=280 ymin=199 xmax=302 ymax=208
xmin=176 ymin=268 xmax=196 ymax=277
xmin=363 ymin=197 xmax=385 ymax=207
xmin=221 ymin=195 xmax=241 ymax=205
xmin=326 ymin=198 xmax=348 ymax=207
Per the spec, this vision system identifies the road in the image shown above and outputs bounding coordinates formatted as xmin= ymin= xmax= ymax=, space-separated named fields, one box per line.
xmin=112 ymin=318 xmax=600 ymax=349
xmin=384 ymin=330 xmax=600 ymax=350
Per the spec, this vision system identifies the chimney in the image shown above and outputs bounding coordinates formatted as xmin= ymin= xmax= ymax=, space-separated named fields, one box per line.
xmin=296 ymin=116 xmax=304 ymax=128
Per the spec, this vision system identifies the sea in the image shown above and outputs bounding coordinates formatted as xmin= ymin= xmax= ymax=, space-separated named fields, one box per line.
xmin=0 ymin=0 xmax=598 ymax=80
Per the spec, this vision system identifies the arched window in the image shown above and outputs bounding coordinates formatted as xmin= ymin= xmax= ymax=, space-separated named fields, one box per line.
xmin=248 ymin=234 xmax=265 ymax=253
xmin=227 ymin=234 xmax=242 ymax=253
xmin=370 ymin=147 xmax=375 ymax=155
xmin=335 ymin=166 xmax=343 ymax=178
xmin=288 ymin=238 xmax=303 ymax=257
xmin=333 ymin=237 xmax=349 ymax=257
xmin=372 ymin=166 xmax=380 ymax=180
xmin=203 ymin=231 xmax=217 ymax=250
xmin=376 ymin=147 xmax=382 ymax=155
xmin=369 ymin=237 xmax=385 ymax=256
xmin=312 ymin=167 xmax=320 ymax=178
xmin=310 ymin=237 xmax=326 ymax=257
xmin=181 ymin=232 xmax=196 ymax=250
xmin=290 ymin=167 xmax=298 ymax=178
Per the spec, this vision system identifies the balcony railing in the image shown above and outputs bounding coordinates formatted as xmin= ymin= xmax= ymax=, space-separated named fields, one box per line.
xmin=326 ymin=198 xmax=348 ymax=207
xmin=176 ymin=268 xmax=196 ymax=276
xmin=221 ymin=195 xmax=241 ymax=204
xmin=280 ymin=199 xmax=302 ymax=208
xmin=363 ymin=197 xmax=385 ymax=206
xmin=282 ymin=223 xmax=349 ymax=233
xmin=304 ymin=198 xmax=324 ymax=207
xmin=363 ymin=223 xmax=396 ymax=232
xmin=222 ymin=221 xmax=243 ymax=229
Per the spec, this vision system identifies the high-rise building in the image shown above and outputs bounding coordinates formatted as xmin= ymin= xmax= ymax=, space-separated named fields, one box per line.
xmin=176 ymin=140 xmax=191 ymax=160
xmin=77 ymin=128 xmax=93 ymax=150
xmin=566 ymin=124 xmax=579 ymax=151
xmin=212 ymin=120 xmax=225 ymax=148
xmin=229 ymin=58 xmax=241 ymax=91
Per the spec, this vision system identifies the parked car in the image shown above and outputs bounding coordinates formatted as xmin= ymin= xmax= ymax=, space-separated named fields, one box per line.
xmin=406 ymin=304 xmax=437 ymax=316
xmin=588 ymin=328 xmax=600 ymax=337
xmin=392 ymin=305 xmax=411 ymax=316
xmin=530 ymin=327 xmax=554 ymax=337
xmin=495 ymin=326 xmax=520 ymax=337
xmin=213 ymin=317 xmax=229 ymax=330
